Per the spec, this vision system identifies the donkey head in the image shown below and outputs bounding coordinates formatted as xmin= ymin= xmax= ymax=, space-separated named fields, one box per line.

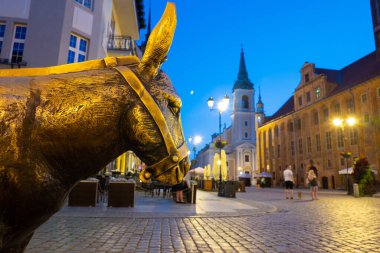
xmin=122 ymin=3 xmax=190 ymax=185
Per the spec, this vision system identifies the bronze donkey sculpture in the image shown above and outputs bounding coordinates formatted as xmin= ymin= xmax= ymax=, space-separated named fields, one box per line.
xmin=0 ymin=3 xmax=189 ymax=252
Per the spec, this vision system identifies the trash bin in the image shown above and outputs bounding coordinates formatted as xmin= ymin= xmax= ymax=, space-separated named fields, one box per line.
xmin=222 ymin=181 xmax=236 ymax=198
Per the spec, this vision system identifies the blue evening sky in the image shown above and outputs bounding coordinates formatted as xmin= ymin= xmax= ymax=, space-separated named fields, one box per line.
xmin=140 ymin=0 xmax=374 ymax=147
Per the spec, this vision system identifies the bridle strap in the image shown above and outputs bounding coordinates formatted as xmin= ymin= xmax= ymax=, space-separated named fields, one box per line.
xmin=114 ymin=66 xmax=188 ymax=174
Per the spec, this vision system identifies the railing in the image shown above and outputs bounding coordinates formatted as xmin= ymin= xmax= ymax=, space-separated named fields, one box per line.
xmin=0 ymin=58 xmax=27 ymax=68
xmin=107 ymin=35 xmax=134 ymax=54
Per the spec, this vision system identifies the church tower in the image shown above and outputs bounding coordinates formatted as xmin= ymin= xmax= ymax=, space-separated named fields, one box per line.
xmin=255 ymin=87 xmax=265 ymax=130
xmin=371 ymin=0 xmax=380 ymax=58
xmin=231 ymin=48 xmax=256 ymax=147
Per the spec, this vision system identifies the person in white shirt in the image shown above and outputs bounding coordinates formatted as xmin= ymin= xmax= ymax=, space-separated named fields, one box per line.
xmin=283 ymin=165 xmax=294 ymax=199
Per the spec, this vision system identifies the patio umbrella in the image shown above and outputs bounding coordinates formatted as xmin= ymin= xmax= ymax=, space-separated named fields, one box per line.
xmin=339 ymin=167 xmax=378 ymax=175
xmin=212 ymin=153 xmax=220 ymax=180
xmin=221 ymin=150 xmax=227 ymax=180
xmin=189 ymin=167 xmax=204 ymax=175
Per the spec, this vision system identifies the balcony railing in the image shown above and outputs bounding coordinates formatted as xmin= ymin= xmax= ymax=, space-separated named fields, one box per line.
xmin=0 ymin=58 xmax=27 ymax=68
xmin=107 ymin=35 xmax=134 ymax=54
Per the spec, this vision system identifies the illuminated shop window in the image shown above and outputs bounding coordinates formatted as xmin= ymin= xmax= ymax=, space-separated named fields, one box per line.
xmin=67 ymin=33 xmax=88 ymax=63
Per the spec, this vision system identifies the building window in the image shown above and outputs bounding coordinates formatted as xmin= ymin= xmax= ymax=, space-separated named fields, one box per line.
xmin=244 ymin=132 xmax=248 ymax=138
xmin=364 ymin=113 xmax=370 ymax=123
xmin=327 ymin=159 xmax=331 ymax=168
xmin=277 ymin=144 xmax=280 ymax=158
xmin=314 ymin=111 xmax=319 ymax=125
xmin=67 ymin=34 xmax=88 ymax=63
xmin=334 ymin=103 xmax=341 ymax=115
xmin=341 ymin=158 xmax=345 ymax=166
xmin=323 ymin=108 xmax=329 ymax=122
xmin=347 ymin=99 xmax=355 ymax=113
xmin=337 ymin=128 xmax=344 ymax=148
xmin=298 ymin=96 xmax=302 ymax=106
xmin=244 ymin=121 xmax=248 ymax=126
xmin=74 ymin=0 xmax=93 ymax=10
xmin=315 ymin=87 xmax=321 ymax=99
xmin=350 ymin=128 xmax=358 ymax=145
xmin=0 ymin=23 xmax=5 ymax=55
xmin=305 ymin=73 xmax=310 ymax=82
xmin=288 ymin=122 xmax=294 ymax=132
xmin=307 ymin=137 xmax=312 ymax=153
xmin=316 ymin=134 xmax=321 ymax=151
xmin=298 ymin=138 xmax=303 ymax=154
xmin=361 ymin=93 xmax=368 ymax=103
xmin=242 ymin=95 xmax=249 ymax=109
xmin=245 ymin=155 xmax=249 ymax=162
xmin=326 ymin=131 xmax=332 ymax=150
xmin=11 ymin=25 xmax=27 ymax=63
xmin=274 ymin=126 xmax=279 ymax=137
xmin=375 ymin=0 xmax=380 ymax=25
xmin=291 ymin=141 xmax=295 ymax=156
xmin=297 ymin=118 xmax=301 ymax=130
xmin=306 ymin=92 xmax=311 ymax=103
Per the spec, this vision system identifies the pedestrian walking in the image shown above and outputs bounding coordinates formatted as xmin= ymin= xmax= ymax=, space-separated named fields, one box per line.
xmin=283 ymin=165 xmax=294 ymax=199
xmin=307 ymin=169 xmax=319 ymax=200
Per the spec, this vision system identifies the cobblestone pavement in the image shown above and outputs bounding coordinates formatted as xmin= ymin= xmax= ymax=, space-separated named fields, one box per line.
xmin=25 ymin=188 xmax=380 ymax=253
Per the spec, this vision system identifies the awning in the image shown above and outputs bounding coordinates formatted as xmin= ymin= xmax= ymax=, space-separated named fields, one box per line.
xmin=338 ymin=167 xmax=378 ymax=175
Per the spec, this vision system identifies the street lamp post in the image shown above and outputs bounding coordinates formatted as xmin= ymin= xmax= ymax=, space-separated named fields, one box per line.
xmin=333 ymin=117 xmax=356 ymax=194
xmin=188 ymin=135 xmax=202 ymax=162
xmin=208 ymin=95 xmax=229 ymax=197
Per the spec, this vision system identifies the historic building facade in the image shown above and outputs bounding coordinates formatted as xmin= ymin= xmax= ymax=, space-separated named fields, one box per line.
xmin=196 ymin=49 xmax=258 ymax=180
xmin=0 ymin=0 xmax=141 ymax=69
xmin=256 ymin=0 xmax=380 ymax=189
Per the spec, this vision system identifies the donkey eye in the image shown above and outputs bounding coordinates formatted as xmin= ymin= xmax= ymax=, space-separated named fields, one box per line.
xmin=169 ymin=102 xmax=180 ymax=115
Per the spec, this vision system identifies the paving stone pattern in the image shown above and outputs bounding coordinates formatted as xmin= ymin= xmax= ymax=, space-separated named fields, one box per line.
xmin=25 ymin=188 xmax=380 ymax=253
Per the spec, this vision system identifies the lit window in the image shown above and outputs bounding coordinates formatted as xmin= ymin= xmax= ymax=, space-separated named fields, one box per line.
xmin=67 ymin=33 xmax=88 ymax=64
xmin=74 ymin=0 xmax=93 ymax=10
xmin=315 ymin=87 xmax=321 ymax=99
xmin=11 ymin=25 xmax=27 ymax=63
xmin=364 ymin=113 xmax=370 ymax=123
xmin=0 ymin=23 xmax=5 ymax=54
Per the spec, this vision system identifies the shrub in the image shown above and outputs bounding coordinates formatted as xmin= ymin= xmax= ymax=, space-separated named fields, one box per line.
xmin=353 ymin=157 xmax=376 ymax=196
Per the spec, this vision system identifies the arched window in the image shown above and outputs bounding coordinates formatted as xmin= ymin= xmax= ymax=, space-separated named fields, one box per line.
xmin=242 ymin=95 xmax=249 ymax=109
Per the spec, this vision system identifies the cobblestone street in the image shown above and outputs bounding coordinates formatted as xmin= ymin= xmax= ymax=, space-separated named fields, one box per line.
xmin=25 ymin=188 xmax=380 ymax=253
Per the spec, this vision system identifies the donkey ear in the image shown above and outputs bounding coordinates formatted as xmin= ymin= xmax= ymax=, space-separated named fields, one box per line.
xmin=138 ymin=2 xmax=177 ymax=81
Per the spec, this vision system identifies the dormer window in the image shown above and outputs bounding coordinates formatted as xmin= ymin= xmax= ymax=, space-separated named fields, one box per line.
xmin=305 ymin=73 xmax=310 ymax=83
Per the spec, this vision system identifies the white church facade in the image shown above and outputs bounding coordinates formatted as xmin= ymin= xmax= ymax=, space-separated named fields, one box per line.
xmin=196 ymin=49 xmax=264 ymax=181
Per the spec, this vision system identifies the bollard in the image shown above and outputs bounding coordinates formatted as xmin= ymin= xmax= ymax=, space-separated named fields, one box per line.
xmin=353 ymin=183 xmax=360 ymax=198
xmin=298 ymin=191 xmax=302 ymax=200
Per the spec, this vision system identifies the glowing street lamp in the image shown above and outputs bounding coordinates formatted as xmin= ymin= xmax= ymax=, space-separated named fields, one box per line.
xmin=188 ymin=135 xmax=202 ymax=161
xmin=333 ymin=117 xmax=357 ymax=194
xmin=208 ymin=95 xmax=229 ymax=197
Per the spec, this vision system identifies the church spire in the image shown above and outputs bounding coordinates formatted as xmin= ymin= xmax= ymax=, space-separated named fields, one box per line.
xmin=233 ymin=46 xmax=254 ymax=91
xmin=256 ymin=86 xmax=264 ymax=113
